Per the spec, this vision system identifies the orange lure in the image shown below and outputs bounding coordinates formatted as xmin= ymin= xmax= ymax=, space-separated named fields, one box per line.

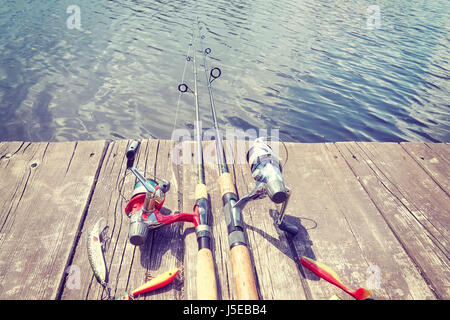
xmin=117 ymin=268 xmax=180 ymax=300
xmin=300 ymin=257 xmax=371 ymax=300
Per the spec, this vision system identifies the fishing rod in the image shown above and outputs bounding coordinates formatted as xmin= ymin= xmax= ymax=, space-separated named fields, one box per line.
xmin=86 ymin=34 xmax=203 ymax=300
xmin=178 ymin=27 xmax=218 ymax=300
xmin=106 ymin=139 xmax=215 ymax=299
xmin=196 ymin=17 xmax=259 ymax=300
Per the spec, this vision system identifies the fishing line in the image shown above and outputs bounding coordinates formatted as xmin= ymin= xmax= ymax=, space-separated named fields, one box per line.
xmin=191 ymin=25 xmax=205 ymax=184
xmin=177 ymin=21 xmax=208 ymax=183
xmin=117 ymin=169 xmax=156 ymax=202
xmin=196 ymin=17 xmax=226 ymax=175
xmin=171 ymin=28 xmax=195 ymax=134
xmin=257 ymin=135 xmax=289 ymax=169
xmin=197 ymin=18 xmax=289 ymax=171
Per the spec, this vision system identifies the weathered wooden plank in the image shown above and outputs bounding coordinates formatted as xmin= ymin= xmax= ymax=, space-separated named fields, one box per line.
xmin=1 ymin=140 xmax=447 ymax=300
xmin=60 ymin=139 xmax=186 ymax=300
xmin=141 ymin=139 xmax=184 ymax=300
xmin=230 ymin=139 xmax=307 ymax=300
xmin=282 ymin=142 xmax=435 ymax=300
xmin=0 ymin=141 xmax=31 ymax=235
xmin=426 ymin=143 xmax=450 ymax=164
xmin=60 ymin=139 xmax=129 ymax=300
xmin=360 ymin=142 xmax=449 ymax=255
xmin=337 ymin=142 xmax=448 ymax=299
xmin=359 ymin=143 xmax=449 ymax=248
xmin=0 ymin=140 xmax=107 ymax=299
xmin=400 ymin=143 xmax=449 ymax=194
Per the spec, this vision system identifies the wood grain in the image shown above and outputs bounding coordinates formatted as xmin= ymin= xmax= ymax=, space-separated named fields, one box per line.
xmin=0 ymin=140 xmax=447 ymax=300
xmin=283 ymin=142 xmax=435 ymax=299
xmin=336 ymin=142 xmax=448 ymax=299
xmin=0 ymin=140 xmax=108 ymax=299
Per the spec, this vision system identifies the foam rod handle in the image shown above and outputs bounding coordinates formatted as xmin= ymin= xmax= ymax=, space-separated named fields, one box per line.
xmin=197 ymin=248 xmax=218 ymax=300
xmin=230 ymin=245 xmax=259 ymax=300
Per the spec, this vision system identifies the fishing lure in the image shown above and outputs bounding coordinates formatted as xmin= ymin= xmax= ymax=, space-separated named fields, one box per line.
xmin=87 ymin=218 xmax=179 ymax=300
xmin=300 ymin=256 xmax=372 ymax=300
xmin=117 ymin=268 xmax=180 ymax=300
xmin=87 ymin=217 xmax=112 ymax=299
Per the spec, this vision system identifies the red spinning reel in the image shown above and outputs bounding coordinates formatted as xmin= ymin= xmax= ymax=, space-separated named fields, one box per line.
xmin=124 ymin=141 xmax=200 ymax=246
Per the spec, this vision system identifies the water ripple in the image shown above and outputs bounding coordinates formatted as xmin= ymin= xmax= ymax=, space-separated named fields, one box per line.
xmin=0 ymin=0 xmax=448 ymax=142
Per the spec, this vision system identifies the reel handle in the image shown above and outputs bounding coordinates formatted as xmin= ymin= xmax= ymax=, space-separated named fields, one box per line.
xmin=126 ymin=140 xmax=140 ymax=168
xmin=155 ymin=211 xmax=198 ymax=226
xmin=159 ymin=178 xmax=171 ymax=194
xmin=126 ymin=140 xmax=157 ymax=194
xmin=277 ymin=219 xmax=299 ymax=236
xmin=274 ymin=191 xmax=299 ymax=236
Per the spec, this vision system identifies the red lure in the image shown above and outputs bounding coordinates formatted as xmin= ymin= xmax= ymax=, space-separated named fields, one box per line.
xmin=300 ymin=256 xmax=371 ymax=300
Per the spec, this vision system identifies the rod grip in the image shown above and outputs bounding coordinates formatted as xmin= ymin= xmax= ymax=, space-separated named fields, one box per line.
xmin=195 ymin=183 xmax=208 ymax=200
xmin=196 ymin=248 xmax=218 ymax=300
xmin=230 ymin=244 xmax=259 ymax=300
xmin=218 ymin=172 xmax=236 ymax=197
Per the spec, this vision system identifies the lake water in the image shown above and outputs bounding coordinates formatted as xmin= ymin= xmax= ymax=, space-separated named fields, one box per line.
xmin=0 ymin=0 xmax=448 ymax=142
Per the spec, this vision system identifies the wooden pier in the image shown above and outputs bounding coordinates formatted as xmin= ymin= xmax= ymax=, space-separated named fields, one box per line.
xmin=0 ymin=139 xmax=448 ymax=300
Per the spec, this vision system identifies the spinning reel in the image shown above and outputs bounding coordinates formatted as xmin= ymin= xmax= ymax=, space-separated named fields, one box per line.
xmin=234 ymin=138 xmax=299 ymax=236
xmin=124 ymin=140 xmax=200 ymax=246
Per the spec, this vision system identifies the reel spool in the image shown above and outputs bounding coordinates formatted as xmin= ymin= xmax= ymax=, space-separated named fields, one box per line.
xmin=247 ymin=138 xmax=288 ymax=204
xmin=124 ymin=141 xmax=198 ymax=246
xmin=236 ymin=138 xmax=298 ymax=236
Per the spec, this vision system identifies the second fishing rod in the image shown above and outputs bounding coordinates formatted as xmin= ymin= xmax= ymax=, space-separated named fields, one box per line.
xmin=178 ymin=24 xmax=218 ymax=300
xmin=196 ymin=17 xmax=259 ymax=300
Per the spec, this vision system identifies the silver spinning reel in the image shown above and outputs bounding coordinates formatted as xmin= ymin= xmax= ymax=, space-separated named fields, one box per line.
xmin=234 ymin=138 xmax=298 ymax=235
